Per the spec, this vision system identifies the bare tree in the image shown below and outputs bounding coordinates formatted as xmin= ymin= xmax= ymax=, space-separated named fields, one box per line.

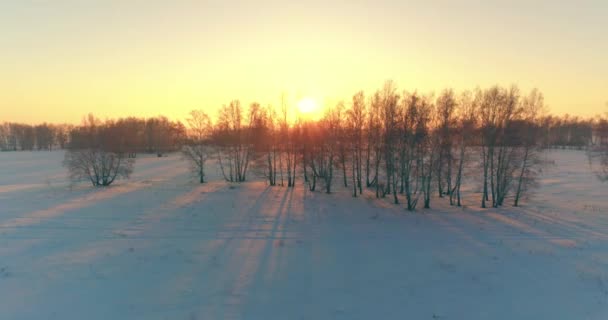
xmin=320 ymin=105 xmax=341 ymax=193
xmin=347 ymin=91 xmax=366 ymax=197
xmin=435 ymin=89 xmax=457 ymax=198
xmin=366 ymin=91 xmax=383 ymax=190
xmin=302 ymin=121 xmax=316 ymax=190
xmin=285 ymin=118 xmax=300 ymax=188
xmin=419 ymin=96 xmax=436 ymax=209
xmin=258 ymin=105 xmax=278 ymax=186
xmin=64 ymin=115 xmax=134 ymax=187
xmin=449 ymin=91 xmax=477 ymax=206
xmin=333 ymin=102 xmax=349 ymax=188
xmin=215 ymin=100 xmax=255 ymax=182
xmin=183 ymin=110 xmax=214 ymax=183
xmin=399 ymin=92 xmax=425 ymax=211
xmin=513 ymin=89 xmax=545 ymax=206
xmin=64 ymin=149 xmax=134 ymax=187
xmin=279 ymin=98 xmax=300 ymax=188
xmin=303 ymin=120 xmax=322 ymax=192
xmin=302 ymin=105 xmax=342 ymax=194
xmin=479 ymin=86 xmax=521 ymax=208
xmin=380 ymin=81 xmax=400 ymax=204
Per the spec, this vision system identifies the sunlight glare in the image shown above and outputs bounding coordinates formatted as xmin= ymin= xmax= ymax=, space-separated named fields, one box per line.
xmin=297 ymin=97 xmax=319 ymax=115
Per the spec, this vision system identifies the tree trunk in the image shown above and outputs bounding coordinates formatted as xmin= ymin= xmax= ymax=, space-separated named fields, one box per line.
xmin=514 ymin=147 xmax=529 ymax=207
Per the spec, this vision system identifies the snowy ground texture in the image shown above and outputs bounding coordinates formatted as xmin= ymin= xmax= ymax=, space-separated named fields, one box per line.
xmin=0 ymin=150 xmax=607 ymax=320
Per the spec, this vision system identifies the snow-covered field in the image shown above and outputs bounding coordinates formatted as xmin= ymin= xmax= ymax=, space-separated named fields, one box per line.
xmin=0 ymin=150 xmax=607 ymax=320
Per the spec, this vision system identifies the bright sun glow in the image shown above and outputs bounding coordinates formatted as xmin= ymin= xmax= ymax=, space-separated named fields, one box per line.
xmin=297 ymin=97 xmax=319 ymax=115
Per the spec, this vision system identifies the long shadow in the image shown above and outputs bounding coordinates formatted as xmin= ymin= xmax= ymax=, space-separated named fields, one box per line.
xmin=213 ymin=185 xmax=294 ymax=318
xmin=131 ymin=182 xmax=281 ymax=318
xmin=0 ymin=159 xmax=187 ymax=232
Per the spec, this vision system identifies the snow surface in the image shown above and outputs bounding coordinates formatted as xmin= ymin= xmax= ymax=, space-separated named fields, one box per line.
xmin=0 ymin=150 xmax=607 ymax=320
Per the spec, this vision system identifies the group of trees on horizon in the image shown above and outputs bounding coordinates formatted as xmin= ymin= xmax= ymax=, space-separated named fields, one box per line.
xmin=2 ymin=83 xmax=607 ymax=209
xmin=0 ymin=116 xmax=186 ymax=155
xmin=1 ymin=98 xmax=605 ymax=154
xmin=0 ymin=122 xmax=71 ymax=151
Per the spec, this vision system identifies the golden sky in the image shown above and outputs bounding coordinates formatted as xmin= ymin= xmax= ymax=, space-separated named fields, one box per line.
xmin=1 ymin=1 xmax=607 ymax=124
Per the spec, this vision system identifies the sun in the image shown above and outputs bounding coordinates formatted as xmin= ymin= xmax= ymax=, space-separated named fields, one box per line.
xmin=297 ymin=97 xmax=319 ymax=115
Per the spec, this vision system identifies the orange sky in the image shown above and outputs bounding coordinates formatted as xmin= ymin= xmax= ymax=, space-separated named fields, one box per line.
xmin=1 ymin=1 xmax=607 ymax=124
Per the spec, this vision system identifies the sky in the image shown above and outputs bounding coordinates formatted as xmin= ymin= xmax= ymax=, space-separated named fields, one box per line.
xmin=1 ymin=0 xmax=607 ymax=124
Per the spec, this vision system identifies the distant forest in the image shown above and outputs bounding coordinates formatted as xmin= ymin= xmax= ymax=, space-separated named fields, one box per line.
xmin=2 ymin=83 xmax=607 ymax=210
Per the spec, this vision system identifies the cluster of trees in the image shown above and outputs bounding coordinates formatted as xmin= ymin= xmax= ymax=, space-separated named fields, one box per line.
xmin=82 ymin=115 xmax=186 ymax=157
xmin=539 ymin=115 xmax=598 ymax=148
xmin=180 ymin=83 xmax=571 ymax=210
xmin=62 ymin=115 xmax=186 ymax=186
xmin=9 ymin=84 xmax=606 ymax=209
xmin=0 ymin=123 xmax=72 ymax=151
xmin=0 ymin=116 xmax=186 ymax=155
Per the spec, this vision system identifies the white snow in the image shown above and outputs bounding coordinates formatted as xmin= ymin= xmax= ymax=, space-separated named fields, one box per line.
xmin=0 ymin=150 xmax=607 ymax=319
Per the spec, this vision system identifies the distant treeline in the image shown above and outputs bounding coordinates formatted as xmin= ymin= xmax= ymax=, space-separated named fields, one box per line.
xmin=0 ymin=115 xmax=185 ymax=155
